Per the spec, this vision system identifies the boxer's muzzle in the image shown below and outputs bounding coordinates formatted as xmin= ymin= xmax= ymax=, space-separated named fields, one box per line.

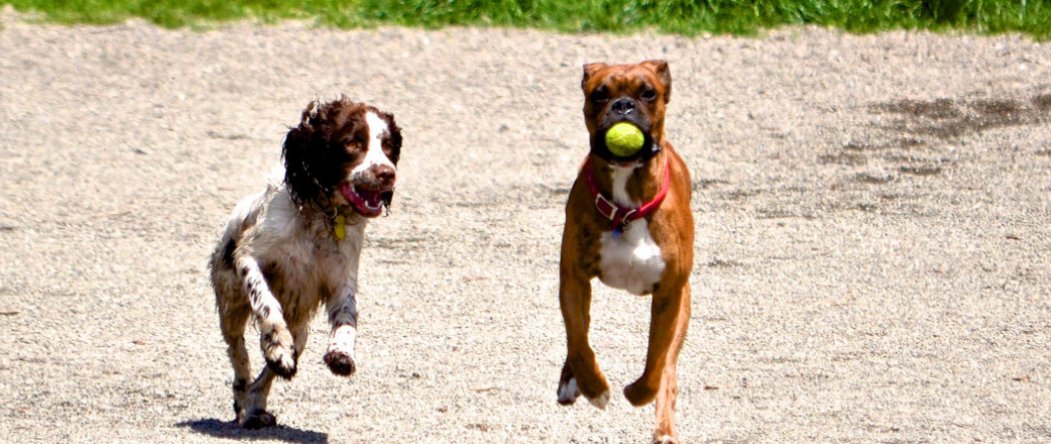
xmin=590 ymin=97 xmax=658 ymax=164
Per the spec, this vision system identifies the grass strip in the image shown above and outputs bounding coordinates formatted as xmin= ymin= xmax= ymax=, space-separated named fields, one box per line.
xmin=3 ymin=0 xmax=1050 ymax=39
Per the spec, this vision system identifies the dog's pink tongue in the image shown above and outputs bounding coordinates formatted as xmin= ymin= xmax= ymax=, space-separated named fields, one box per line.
xmin=340 ymin=183 xmax=383 ymax=217
xmin=339 ymin=183 xmax=357 ymax=203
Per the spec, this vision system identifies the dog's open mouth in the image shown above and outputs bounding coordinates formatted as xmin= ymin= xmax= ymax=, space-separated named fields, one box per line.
xmin=339 ymin=183 xmax=387 ymax=218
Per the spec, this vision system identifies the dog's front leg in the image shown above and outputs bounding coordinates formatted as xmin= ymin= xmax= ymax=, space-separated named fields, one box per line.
xmin=324 ymin=283 xmax=359 ymax=376
xmin=235 ymin=255 xmax=296 ymax=379
xmin=624 ymin=281 xmax=691 ymax=412
xmin=559 ymin=267 xmax=611 ymax=409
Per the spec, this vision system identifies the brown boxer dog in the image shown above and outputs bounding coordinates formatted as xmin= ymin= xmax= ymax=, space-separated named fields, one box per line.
xmin=557 ymin=60 xmax=694 ymax=444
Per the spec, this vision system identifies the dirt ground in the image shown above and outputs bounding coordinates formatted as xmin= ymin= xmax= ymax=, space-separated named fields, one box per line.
xmin=0 ymin=9 xmax=1049 ymax=444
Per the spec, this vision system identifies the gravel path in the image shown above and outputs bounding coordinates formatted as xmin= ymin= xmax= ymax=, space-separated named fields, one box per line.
xmin=1 ymin=10 xmax=1049 ymax=443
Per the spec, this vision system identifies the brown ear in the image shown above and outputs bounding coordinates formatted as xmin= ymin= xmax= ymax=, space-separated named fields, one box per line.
xmin=642 ymin=59 xmax=671 ymax=103
xmin=582 ymin=62 xmax=607 ymax=91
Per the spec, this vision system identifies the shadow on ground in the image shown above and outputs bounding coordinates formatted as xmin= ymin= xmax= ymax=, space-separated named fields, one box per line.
xmin=177 ymin=418 xmax=328 ymax=443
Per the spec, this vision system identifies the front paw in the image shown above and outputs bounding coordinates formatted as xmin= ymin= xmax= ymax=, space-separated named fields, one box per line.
xmin=585 ymin=389 xmax=611 ymax=410
xmin=574 ymin=373 xmax=611 ymax=410
xmin=557 ymin=375 xmax=608 ymax=409
xmin=323 ymin=349 xmax=356 ymax=376
xmin=557 ymin=377 xmax=581 ymax=405
xmin=623 ymin=378 xmax=659 ymax=407
xmin=652 ymin=434 xmax=679 ymax=444
xmin=262 ymin=328 xmax=296 ymax=379
xmin=240 ymin=409 xmax=276 ymax=429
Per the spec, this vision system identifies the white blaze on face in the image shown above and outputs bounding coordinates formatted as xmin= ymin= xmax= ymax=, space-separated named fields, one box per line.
xmin=349 ymin=111 xmax=396 ymax=183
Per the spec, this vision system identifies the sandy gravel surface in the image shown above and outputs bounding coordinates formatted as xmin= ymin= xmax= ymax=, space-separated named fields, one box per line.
xmin=1 ymin=9 xmax=1049 ymax=443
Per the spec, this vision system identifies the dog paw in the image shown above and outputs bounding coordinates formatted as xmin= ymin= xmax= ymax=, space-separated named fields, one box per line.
xmin=586 ymin=389 xmax=611 ymax=410
xmin=323 ymin=350 xmax=356 ymax=376
xmin=264 ymin=351 xmax=297 ymax=379
xmin=262 ymin=329 xmax=297 ymax=379
xmin=624 ymin=379 xmax=659 ymax=407
xmin=241 ymin=410 xmax=276 ymax=429
xmin=652 ymin=434 xmax=679 ymax=444
xmin=557 ymin=377 xmax=581 ymax=405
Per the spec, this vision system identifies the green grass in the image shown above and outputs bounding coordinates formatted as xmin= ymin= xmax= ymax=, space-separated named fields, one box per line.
xmin=4 ymin=0 xmax=1051 ymax=39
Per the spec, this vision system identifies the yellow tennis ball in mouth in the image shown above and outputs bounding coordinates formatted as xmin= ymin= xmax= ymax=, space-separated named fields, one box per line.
xmin=604 ymin=122 xmax=645 ymax=157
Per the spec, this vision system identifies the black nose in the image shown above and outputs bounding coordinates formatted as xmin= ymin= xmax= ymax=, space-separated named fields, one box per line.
xmin=611 ymin=98 xmax=636 ymax=115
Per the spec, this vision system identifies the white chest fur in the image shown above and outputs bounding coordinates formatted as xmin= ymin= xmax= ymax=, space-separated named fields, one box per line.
xmin=596 ymin=164 xmax=666 ymax=295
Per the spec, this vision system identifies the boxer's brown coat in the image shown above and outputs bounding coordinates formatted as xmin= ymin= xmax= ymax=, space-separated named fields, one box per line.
xmin=558 ymin=60 xmax=694 ymax=443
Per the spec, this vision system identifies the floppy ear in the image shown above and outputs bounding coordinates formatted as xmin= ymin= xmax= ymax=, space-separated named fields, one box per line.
xmin=642 ymin=59 xmax=671 ymax=103
xmin=582 ymin=62 xmax=608 ymax=92
xmin=283 ymin=102 xmax=325 ymax=206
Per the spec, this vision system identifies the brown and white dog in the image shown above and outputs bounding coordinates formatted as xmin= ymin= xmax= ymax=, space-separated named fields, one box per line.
xmin=556 ymin=60 xmax=694 ymax=443
xmin=209 ymin=97 xmax=402 ymax=428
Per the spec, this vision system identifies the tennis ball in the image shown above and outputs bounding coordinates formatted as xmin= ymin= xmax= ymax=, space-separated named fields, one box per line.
xmin=604 ymin=122 xmax=645 ymax=157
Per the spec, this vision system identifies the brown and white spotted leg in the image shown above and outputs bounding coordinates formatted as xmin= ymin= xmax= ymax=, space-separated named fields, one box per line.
xmin=235 ymin=255 xmax=296 ymax=378
xmin=324 ymin=284 xmax=359 ymax=376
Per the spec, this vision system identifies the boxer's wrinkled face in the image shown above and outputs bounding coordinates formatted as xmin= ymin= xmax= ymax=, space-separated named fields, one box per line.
xmin=581 ymin=60 xmax=671 ymax=162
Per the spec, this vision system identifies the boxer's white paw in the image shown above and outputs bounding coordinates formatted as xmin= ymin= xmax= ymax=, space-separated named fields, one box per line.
xmin=557 ymin=377 xmax=580 ymax=405
xmin=586 ymin=389 xmax=610 ymax=410
xmin=652 ymin=435 xmax=678 ymax=444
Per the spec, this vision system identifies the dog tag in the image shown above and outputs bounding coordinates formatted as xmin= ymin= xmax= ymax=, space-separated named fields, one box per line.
xmin=612 ymin=226 xmax=623 ymax=238
xmin=334 ymin=214 xmax=346 ymax=240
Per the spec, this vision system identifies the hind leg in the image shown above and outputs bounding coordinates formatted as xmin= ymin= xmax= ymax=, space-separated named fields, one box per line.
xmin=241 ymin=366 xmax=279 ymax=429
xmin=238 ymin=320 xmax=310 ymax=429
xmin=630 ymin=284 xmax=691 ymax=443
xmin=219 ymin=303 xmax=253 ymax=424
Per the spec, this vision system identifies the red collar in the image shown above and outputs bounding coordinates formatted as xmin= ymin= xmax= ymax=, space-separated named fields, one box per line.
xmin=583 ymin=156 xmax=670 ymax=230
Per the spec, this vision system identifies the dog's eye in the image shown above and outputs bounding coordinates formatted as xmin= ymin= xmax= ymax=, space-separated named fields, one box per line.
xmin=590 ymin=88 xmax=610 ymax=103
xmin=343 ymin=133 xmax=366 ymax=148
xmin=641 ymin=88 xmax=657 ymax=101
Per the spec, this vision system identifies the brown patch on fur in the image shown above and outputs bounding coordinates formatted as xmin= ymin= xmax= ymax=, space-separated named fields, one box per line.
xmin=222 ymin=239 xmax=236 ymax=268
xmin=282 ymin=97 xmax=402 ymax=211
xmin=323 ymin=350 xmax=356 ymax=376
